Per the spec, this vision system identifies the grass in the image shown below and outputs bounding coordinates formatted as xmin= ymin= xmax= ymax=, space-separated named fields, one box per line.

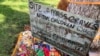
xmin=0 ymin=0 xmax=59 ymax=56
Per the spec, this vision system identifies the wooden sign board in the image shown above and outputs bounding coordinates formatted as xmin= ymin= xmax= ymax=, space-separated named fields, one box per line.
xmin=28 ymin=0 xmax=99 ymax=56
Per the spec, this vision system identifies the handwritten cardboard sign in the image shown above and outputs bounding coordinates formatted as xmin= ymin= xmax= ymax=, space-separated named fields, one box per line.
xmin=29 ymin=0 xmax=99 ymax=56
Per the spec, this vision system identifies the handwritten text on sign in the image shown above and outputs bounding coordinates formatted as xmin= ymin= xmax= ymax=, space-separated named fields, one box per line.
xmin=29 ymin=1 xmax=99 ymax=56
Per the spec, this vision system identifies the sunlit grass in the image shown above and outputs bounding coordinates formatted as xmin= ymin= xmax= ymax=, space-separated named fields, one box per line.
xmin=0 ymin=14 xmax=5 ymax=23
xmin=0 ymin=0 xmax=59 ymax=55
xmin=41 ymin=0 xmax=59 ymax=7
xmin=0 ymin=0 xmax=29 ymax=55
xmin=0 ymin=1 xmax=28 ymax=13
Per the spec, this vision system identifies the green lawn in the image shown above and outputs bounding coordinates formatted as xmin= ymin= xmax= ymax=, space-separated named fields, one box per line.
xmin=0 ymin=0 xmax=59 ymax=56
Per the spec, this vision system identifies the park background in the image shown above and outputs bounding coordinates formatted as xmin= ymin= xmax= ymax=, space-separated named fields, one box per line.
xmin=0 ymin=0 xmax=59 ymax=56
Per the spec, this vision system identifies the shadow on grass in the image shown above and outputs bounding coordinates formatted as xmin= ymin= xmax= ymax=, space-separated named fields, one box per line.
xmin=0 ymin=0 xmax=50 ymax=54
xmin=0 ymin=0 xmax=5 ymax=2
xmin=0 ymin=5 xmax=29 ymax=55
xmin=0 ymin=0 xmax=51 ymax=55
xmin=0 ymin=0 xmax=56 ymax=55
